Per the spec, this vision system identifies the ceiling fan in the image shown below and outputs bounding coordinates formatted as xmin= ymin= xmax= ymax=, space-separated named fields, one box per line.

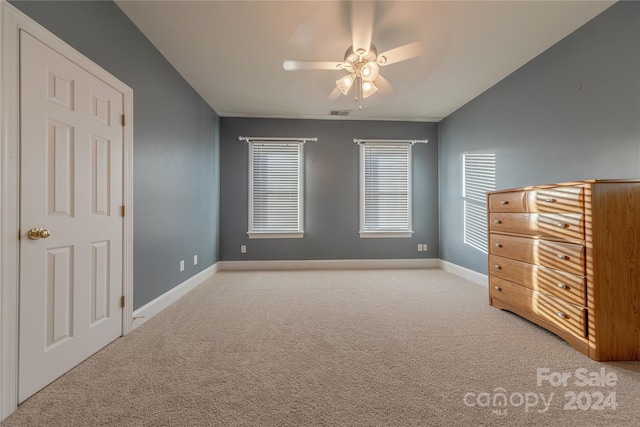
xmin=282 ymin=2 xmax=423 ymax=105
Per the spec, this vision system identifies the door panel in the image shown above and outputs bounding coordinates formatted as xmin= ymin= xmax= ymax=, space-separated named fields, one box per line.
xmin=45 ymin=246 xmax=74 ymax=349
xmin=19 ymin=30 xmax=124 ymax=402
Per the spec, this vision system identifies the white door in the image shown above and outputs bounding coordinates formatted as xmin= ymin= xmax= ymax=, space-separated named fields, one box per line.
xmin=19 ymin=30 xmax=124 ymax=402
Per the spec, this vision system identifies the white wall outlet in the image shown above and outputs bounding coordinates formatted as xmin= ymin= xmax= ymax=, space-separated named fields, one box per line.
xmin=193 ymin=255 xmax=198 ymax=265
xmin=241 ymin=245 xmax=247 ymax=254
xmin=423 ymin=244 xmax=428 ymax=252
xmin=418 ymin=244 xmax=423 ymax=252
xmin=179 ymin=260 xmax=185 ymax=272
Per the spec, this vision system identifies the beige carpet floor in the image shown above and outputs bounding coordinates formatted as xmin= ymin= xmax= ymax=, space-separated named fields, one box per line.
xmin=4 ymin=269 xmax=640 ymax=426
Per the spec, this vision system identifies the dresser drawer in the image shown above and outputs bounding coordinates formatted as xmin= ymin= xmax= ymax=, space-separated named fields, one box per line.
xmin=489 ymin=255 xmax=586 ymax=306
xmin=528 ymin=186 xmax=585 ymax=213
xmin=489 ymin=234 xmax=585 ymax=275
xmin=490 ymin=277 xmax=586 ymax=338
xmin=488 ymin=191 xmax=527 ymax=213
xmin=537 ymin=213 xmax=585 ymax=240
xmin=490 ymin=212 xmax=585 ymax=240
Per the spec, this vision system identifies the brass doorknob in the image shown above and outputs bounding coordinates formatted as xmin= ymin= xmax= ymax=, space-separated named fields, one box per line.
xmin=27 ymin=228 xmax=51 ymax=240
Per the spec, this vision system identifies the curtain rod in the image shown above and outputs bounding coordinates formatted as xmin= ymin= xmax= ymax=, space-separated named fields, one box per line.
xmin=238 ymin=136 xmax=318 ymax=143
xmin=353 ymin=138 xmax=428 ymax=145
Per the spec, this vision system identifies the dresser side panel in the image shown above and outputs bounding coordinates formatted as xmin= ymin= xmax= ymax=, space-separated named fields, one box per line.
xmin=590 ymin=182 xmax=640 ymax=361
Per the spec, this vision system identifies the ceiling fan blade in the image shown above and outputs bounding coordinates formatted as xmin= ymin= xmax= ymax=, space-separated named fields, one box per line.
xmin=350 ymin=1 xmax=375 ymax=54
xmin=328 ymin=86 xmax=342 ymax=101
xmin=283 ymin=60 xmax=343 ymax=71
xmin=377 ymin=41 xmax=423 ymax=66
xmin=374 ymin=74 xmax=395 ymax=95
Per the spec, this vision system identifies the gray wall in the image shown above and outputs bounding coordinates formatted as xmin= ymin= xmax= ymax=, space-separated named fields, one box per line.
xmin=439 ymin=1 xmax=640 ymax=274
xmin=12 ymin=1 xmax=221 ymax=309
xmin=220 ymin=118 xmax=438 ymax=261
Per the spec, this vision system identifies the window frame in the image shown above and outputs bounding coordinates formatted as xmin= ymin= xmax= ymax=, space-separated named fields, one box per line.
xmin=247 ymin=141 xmax=304 ymax=239
xmin=359 ymin=142 xmax=414 ymax=239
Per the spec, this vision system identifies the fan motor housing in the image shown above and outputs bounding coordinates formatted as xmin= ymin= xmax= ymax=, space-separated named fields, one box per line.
xmin=344 ymin=44 xmax=378 ymax=65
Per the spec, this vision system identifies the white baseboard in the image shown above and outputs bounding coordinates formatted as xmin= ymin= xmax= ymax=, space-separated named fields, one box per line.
xmin=219 ymin=258 xmax=440 ymax=271
xmin=439 ymin=260 xmax=488 ymax=287
xmin=131 ymin=263 xmax=219 ymax=330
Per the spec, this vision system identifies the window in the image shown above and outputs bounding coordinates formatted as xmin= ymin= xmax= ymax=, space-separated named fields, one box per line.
xmin=359 ymin=143 xmax=413 ymax=238
xmin=462 ymin=153 xmax=496 ymax=253
xmin=248 ymin=141 xmax=304 ymax=239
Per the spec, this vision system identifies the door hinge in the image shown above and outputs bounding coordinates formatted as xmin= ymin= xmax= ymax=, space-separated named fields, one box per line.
xmin=121 ymin=115 xmax=126 ymax=126
xmin=120 ymin=296 xmax=125 ymax=308
xmin=120 ymin=205 xmax=125 ymax=217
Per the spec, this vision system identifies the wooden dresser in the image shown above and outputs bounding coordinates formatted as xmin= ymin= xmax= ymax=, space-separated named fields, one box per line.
xmin=487 ymin=180 xmax=640 ymax=361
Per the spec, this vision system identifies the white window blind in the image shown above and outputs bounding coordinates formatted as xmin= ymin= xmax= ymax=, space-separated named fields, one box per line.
xmin=463 ymin=153 xmax=496 ymax=253
xmin=248 ymin=142 xmax=303 ymax=238
xmin=463 ymin=153 xmax=496 ymax=202
xmin=360 ymin=143 xmax=413 ymax=238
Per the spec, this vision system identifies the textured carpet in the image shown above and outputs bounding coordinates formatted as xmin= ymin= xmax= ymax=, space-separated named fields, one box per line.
xmin=4 ymin=269 xmax=640 ymax=426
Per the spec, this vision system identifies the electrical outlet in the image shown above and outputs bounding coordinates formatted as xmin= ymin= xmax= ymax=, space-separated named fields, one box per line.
xmin=418 ymin=244 xmax=423 ymax=252
xmin=423 ymin=244 xmax=428 ymax=252
xmin=241 ymin=245 xmax=247 ymax=254
xmin=194 ymin=255 xmax=198 ymax=265
xmin=179 ymin=260 xmax=185 ymax=272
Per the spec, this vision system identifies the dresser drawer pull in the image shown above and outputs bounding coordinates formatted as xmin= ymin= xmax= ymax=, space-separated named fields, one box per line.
xmin=557 ymin=283 xmax=567 ymax=290
xmin=544 ymin=198 xmax=557 ymax=203
xmin=494 ymin=286 xmax=501 ymax=291
xmin=494 ymin=243 xmax=502 ymax=248
xmin=494 ymin=220 xmax=502 ymax=224
xmin=500 ymin=200 xmax=509 ymax=205
xmin=556 ymin=311 xmax=567 ymax=319
xmin=556 ymin=222 xmax=567 ymax=228
xmin=494 ymin=264 xmax=501 ymax=270
xmin=556 ymin=254 xmax=568 ymax=260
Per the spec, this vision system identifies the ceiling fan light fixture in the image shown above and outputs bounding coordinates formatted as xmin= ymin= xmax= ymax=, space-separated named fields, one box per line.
xmin=362 ymin=81 xmax=378 ymax=98
xmin=336 ymin=74 xmax=355 ymax=95
xmin=360 ymin=61 xmax=379 ymax=82
xmin=283 ymin=35 xmax=423 ymax=104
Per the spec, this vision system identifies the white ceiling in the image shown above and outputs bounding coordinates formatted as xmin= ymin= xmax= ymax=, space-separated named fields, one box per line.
xmin=115 ymin=0 xmax=615 ymax=122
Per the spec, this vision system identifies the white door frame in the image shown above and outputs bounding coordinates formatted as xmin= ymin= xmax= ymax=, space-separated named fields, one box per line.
xmin=0 ymin=1 xmax=134 ymax=420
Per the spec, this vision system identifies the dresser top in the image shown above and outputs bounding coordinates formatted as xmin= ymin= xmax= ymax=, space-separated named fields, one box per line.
xmin=490 ymin=179 xmax=640 ymax=194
